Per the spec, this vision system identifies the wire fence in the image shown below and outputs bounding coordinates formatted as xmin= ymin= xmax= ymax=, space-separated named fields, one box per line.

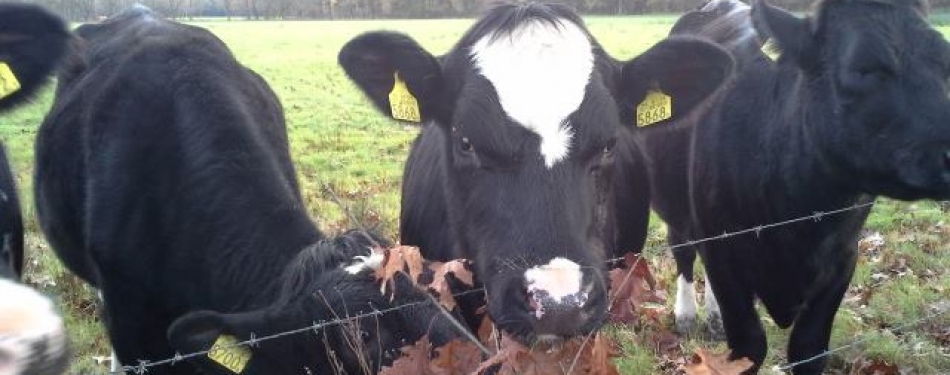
xmin=107 ymin=199 xmax=949 ymax=374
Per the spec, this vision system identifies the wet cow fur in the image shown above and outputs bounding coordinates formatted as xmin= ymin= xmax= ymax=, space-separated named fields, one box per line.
xmin=339 ymin=2 xmax=735 ymax=344
xmin=621 ymin=0 xmax=950 ymax=373
xmin=0 ymin=4 xmax=69 ymax=375
xmin=34 ymin=7 xmax=459 ymax=375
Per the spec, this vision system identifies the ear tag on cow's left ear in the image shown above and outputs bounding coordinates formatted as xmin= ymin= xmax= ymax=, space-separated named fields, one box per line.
xmin=207 ymin=335 xmax=252 ymax=374
xmin=0 ymin=62 xmax=22 ymax=99
xmin=636 ymin=87 xmax=672 ymax=127
xmin=389 ymin=72 xmax=421 ymax=123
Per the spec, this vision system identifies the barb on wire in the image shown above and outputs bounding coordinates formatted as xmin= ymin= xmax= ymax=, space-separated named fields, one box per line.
xmin=775 ymin=305 xmax=950 ymax=371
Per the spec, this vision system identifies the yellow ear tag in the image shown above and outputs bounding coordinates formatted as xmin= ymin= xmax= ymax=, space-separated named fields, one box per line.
xmin=389 ymin=72 xmax=421 ymax=123
xmin=636 ymin=89 xmax=672 ymax=127
xmin=0 ymin=62 xmax=21 ymax=99
xmin=207 ymin=335 xmax=252 ymax=374
xmin=761 ymin=38 xmax=781 ymax=61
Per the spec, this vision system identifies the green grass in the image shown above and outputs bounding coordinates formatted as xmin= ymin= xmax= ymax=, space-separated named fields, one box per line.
xmin=2 ymin=16 xmax=948 ymax=374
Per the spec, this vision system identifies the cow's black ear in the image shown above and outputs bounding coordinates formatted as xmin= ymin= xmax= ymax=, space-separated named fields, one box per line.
xmin=616 ymin=37 xmax=734 ymax=128
xmin=0 ymin=4 xmax=69 ymax=112
xmin=338 ymin=31 xmax=443 ymax=125
xmin=167 ymin=311 xmax=229 ymax=353
xmin=752 ymin=0 xmax=813 ymax=66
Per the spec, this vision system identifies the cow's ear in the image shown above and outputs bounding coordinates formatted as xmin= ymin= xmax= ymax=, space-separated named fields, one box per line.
xmin=168 ymin=310 xmax=262 ymax=374
xmin=338 ymin=31 xmax=443 ymax=125
xmin=0 ymin=4 xmax=69 ymax=112
xmin=752 ymin=0 xmax=814 ymax=67
xmin=616 ymin=37 xmax=734 ymax=128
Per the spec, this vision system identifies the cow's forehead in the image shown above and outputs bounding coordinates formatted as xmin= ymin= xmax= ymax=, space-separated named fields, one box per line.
xmin=469 ymin=18 xmax=594 ymax=168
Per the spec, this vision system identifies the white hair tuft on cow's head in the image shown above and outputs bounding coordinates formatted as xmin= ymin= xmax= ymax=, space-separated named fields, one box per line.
xmin=470 ymin=18 xmax=594 ymax=168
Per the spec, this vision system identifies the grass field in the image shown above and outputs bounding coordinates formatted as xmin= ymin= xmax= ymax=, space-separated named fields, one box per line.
xmin=2 ymin=15 xmax=949 ymax=374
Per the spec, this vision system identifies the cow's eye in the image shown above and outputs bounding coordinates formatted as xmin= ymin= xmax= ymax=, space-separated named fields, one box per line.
xmin=460 ymin=137 xmax=474 ymax=152
xmin=359 ymin=329 xmax=371 ymax=342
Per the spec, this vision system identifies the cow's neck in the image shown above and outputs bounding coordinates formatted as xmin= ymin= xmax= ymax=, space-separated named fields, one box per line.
xmin=759 ymin=64 xmax=870 ymax=214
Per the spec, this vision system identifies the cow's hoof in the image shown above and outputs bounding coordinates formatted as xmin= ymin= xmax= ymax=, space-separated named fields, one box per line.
xmin=706 ymin=313 xmax=726 ymax=341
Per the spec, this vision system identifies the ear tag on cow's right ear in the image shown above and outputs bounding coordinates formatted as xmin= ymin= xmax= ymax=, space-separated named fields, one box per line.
xmin=0 ymin=62 xmax=22 ymax=99
xmin=389 ymin=72 xmax=421 ymax=123
xmin=207 ymin=335 xmax=252 ymax=373
xmin=636 ymin=88 xmax=672 ymax=127
xmin=761 ymin=38 xmax=781 ymax=61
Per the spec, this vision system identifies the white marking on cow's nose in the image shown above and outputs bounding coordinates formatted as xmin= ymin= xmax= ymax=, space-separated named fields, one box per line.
xmin=524 ymin=257 xmax=586 ymax=304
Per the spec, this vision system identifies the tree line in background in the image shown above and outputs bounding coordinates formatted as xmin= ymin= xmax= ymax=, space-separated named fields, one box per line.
xmin=16 ymin=0 xmax=950 ymax=21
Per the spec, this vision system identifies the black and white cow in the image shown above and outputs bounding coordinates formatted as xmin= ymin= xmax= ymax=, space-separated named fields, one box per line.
xmin=340 ymin=2 xmax=735 ymax=343
xmin=0 ymin=4 xmax=69 ymax=375
xmin=622 ymin=0 xmax=950 ymax=373
xmin=34 ymin=7 xmax=459 ymax=375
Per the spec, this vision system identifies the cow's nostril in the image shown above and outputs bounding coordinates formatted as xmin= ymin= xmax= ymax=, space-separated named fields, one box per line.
xmin=943 ymin=151 xmax=950 ymax=170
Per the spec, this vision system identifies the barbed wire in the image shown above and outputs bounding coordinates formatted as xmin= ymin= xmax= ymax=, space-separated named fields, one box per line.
xmin=612 ymin=201 xmax=877 ymax=262
xmin=104 ymin=199 xmax=947 ymax=374
xmin=776 ymin=304 xmax=950 ymax=372
xmin=112 ymin=288 xmax=487 ymax=374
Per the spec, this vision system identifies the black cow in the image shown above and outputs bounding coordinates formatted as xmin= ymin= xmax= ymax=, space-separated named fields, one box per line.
xmin=35 ymin=7 xmax=459 ymax=375
xmin=0 ymin=4 xmax=69 ymax=375
xmin=624 ymin=0 xmax=950 ymax=373
xmin=339 ymin=2 xmax=735 ymax=343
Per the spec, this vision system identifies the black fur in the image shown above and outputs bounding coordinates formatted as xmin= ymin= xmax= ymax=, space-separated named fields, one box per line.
xmin=35 ymin=7 xmax=458 ymax=375
xmin=621 ymin=0 xmax=950 ymax=373
xmin=341 ymin=2 xmax=734 ymax=343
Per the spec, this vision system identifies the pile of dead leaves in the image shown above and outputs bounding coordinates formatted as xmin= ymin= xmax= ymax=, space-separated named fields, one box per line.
xmin=371 ymin=246 xmax=752 ymax=375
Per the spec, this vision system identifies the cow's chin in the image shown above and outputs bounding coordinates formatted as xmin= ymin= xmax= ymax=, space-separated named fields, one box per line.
xmin=488 ymin=299 xmax=606 ymax=345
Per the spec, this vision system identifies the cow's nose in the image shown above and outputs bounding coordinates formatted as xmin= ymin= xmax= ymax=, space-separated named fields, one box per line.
xmin=523 ymin=258 xmax=606 ymax=338
xmin=943 ymin=150 xmax=950 ymax=171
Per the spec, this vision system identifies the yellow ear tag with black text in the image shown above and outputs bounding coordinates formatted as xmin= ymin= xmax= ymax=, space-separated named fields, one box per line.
xmin=207 ymin=335 xmax=252 ymax=374
xmin=389 ymin=72 xmax=421 ymax=123
xmin=0 ymin=62 xmax=21 ymax=99
xmin=761 ymin=38 xmax=781 ymax=61
xmin=636 ymin=89 xmax=672 ymax=127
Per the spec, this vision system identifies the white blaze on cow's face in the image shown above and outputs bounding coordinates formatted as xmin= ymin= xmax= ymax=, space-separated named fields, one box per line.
xmin=0 ymin=279 xmax=67 ymax=375
xmin=524 ymin=257 xmax=588 ymax=315
xmin=470 ymin=18 xmax=594 ymax=168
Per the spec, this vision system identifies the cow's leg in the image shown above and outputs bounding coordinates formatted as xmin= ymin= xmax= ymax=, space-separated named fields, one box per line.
xmin=702 ymin=249 xmax=767 ymax=373
xmin=672 ymin=232 xmax=699 ymax=335
xmin=101 ymin=285 xmax=182 ymax=375
xmin=785 ymin=261 xmax=854 ymax=375
xmin=703 ymin=274 xmax=724 ymax=340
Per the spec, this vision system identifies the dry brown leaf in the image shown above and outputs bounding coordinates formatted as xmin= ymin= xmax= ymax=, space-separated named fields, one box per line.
xmin=589 ymin=334 xmax=622 ymax=375
xmin=427 ymin=260 xmax=475 ymax=310
xmin=852 ymin=358 xmax=902 ymax=375
xmin=376 ymin=246 xmax=426 ymax=297
xmin=379 ymin=336 xmax=432 ymax=375
xmin=683 ymin=349 xmax=754 ymax=375
xmin=428 ymin=339 xmax=483 ymax=375
xmin=608 ymin=253 xmax=662 ymax=324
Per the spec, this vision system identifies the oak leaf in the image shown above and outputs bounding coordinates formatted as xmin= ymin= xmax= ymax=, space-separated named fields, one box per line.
xmin=376 ymin=246 xmax=426 ymax=297
xmin=427 ymin=260 xmax=475 ymax=310
xmin=683 ymin=349 xmax=754 ymax=375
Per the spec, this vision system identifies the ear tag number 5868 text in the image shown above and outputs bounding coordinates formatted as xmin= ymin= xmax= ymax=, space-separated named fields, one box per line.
xmin=636 ymin=89 xmax=672 ymax=127
xmin=389 ymin=72 xmax=421 ymax=123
